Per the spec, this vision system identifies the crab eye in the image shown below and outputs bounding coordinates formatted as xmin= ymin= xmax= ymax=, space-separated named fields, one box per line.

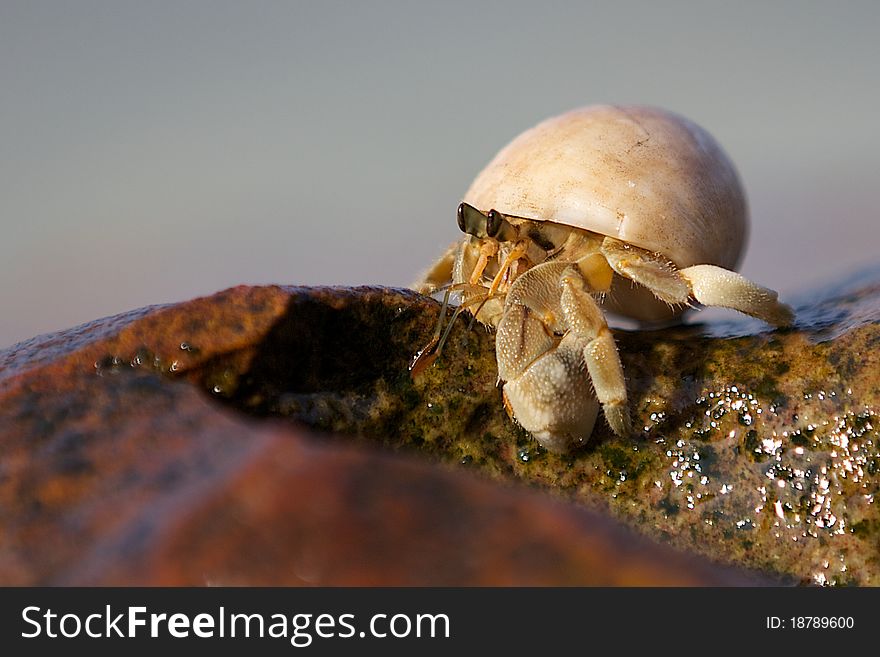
xmin=456 ymin=203 xmax=468 ymax=234
xmin=486 ymin=209 xmax=518 ymax=242
xmin=457 ymin=202 xmax=488 ymax=237
xmin=486 ymin=209 xmax=503 ymax=237
xmin=457 ymin=203 xmax=518 ymax=241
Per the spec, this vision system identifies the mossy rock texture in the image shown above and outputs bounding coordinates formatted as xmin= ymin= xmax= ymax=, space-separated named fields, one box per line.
xmin=1 ymin=266 xmax=878 ymax=585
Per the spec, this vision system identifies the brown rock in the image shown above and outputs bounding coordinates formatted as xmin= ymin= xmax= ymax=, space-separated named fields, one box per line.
xmin=0 ymin=286 xmax=762 ymax=585
xmin=171 ymin=277 xmax=880 ymax=585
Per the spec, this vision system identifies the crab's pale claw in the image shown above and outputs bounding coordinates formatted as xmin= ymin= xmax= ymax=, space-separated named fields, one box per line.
xmin=500 ymin=324 xmax=600 ymax=454
xmin=495 ymin=261 xmax=630 ymax=452
xmin=678 ymin=265 xmax=795 ymax=327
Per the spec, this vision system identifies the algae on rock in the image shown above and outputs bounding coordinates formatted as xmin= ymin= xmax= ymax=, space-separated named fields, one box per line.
xmin=189 ymin=271 xmax=880 ymax=585
xmin=2 ymin=268 xmax=878 ymax=585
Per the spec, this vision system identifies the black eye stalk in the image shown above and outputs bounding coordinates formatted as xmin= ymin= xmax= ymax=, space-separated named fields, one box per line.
xmin=456 ymin=202 xmax=487 ymax=236
xmin=457 ymin=203 xmax=517 ymax=242
xmin=487 ymin=210 xmax=517 ymax=241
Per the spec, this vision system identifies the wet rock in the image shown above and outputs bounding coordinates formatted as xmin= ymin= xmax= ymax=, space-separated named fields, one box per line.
xmin=0 ymin=286 xmax=760 ymax=585
xmin=2 ymin=266 xmax=877 ymax=585
xmin=193 ymin=270 xmax=880 ymax=585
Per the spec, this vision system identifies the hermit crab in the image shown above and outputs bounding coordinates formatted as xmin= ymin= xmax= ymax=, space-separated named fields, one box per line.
xmin=414 ymin=105 xmax=793 ymax=453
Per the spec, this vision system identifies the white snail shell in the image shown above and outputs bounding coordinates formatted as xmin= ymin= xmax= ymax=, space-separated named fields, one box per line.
xmin=463 ymin=104 xmax=748 ymax=291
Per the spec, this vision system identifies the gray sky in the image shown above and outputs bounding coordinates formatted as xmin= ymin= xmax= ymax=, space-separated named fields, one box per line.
xmin=2 ymin=1 xmax=878 ymax=348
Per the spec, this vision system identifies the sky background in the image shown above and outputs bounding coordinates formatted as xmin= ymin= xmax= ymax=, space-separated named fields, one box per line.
xmin=1 ymin=1 xmax=878 ymax=348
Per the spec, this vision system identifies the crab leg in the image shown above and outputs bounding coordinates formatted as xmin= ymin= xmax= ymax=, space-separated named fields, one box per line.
xmin=558 ymin=267 xmax=630 ymax=438
xmin=413 ymin=240 xmax=459 ymax=295
xmin=678 ymin=265 xmax=794 ymax=327
xmin=496 ymin=261 xmax=630 ymax=451
xmin=600 ymin=237 xmax=794 ymax=326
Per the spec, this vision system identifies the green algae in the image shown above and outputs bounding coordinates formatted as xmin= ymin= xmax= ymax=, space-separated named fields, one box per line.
xmin=183 ymin=273 xmax=880 ymax=585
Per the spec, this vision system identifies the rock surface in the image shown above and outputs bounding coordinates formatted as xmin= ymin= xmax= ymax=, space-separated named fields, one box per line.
xmin=1 ymin=266 xmax=878 ymax=585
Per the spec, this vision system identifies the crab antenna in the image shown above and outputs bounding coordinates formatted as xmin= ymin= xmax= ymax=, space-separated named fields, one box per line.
xmin=410 ymin=283 xmax=474 ymax=376
xmin=431 ymin=284 xmax=454 ymax=341
xmin=466 ymin=291 xmax=497 ymax=332
xmin=410 ymin=299 xmax=468 ymax=377
xmin=434 ymin=293 xmax=486 ymax=357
